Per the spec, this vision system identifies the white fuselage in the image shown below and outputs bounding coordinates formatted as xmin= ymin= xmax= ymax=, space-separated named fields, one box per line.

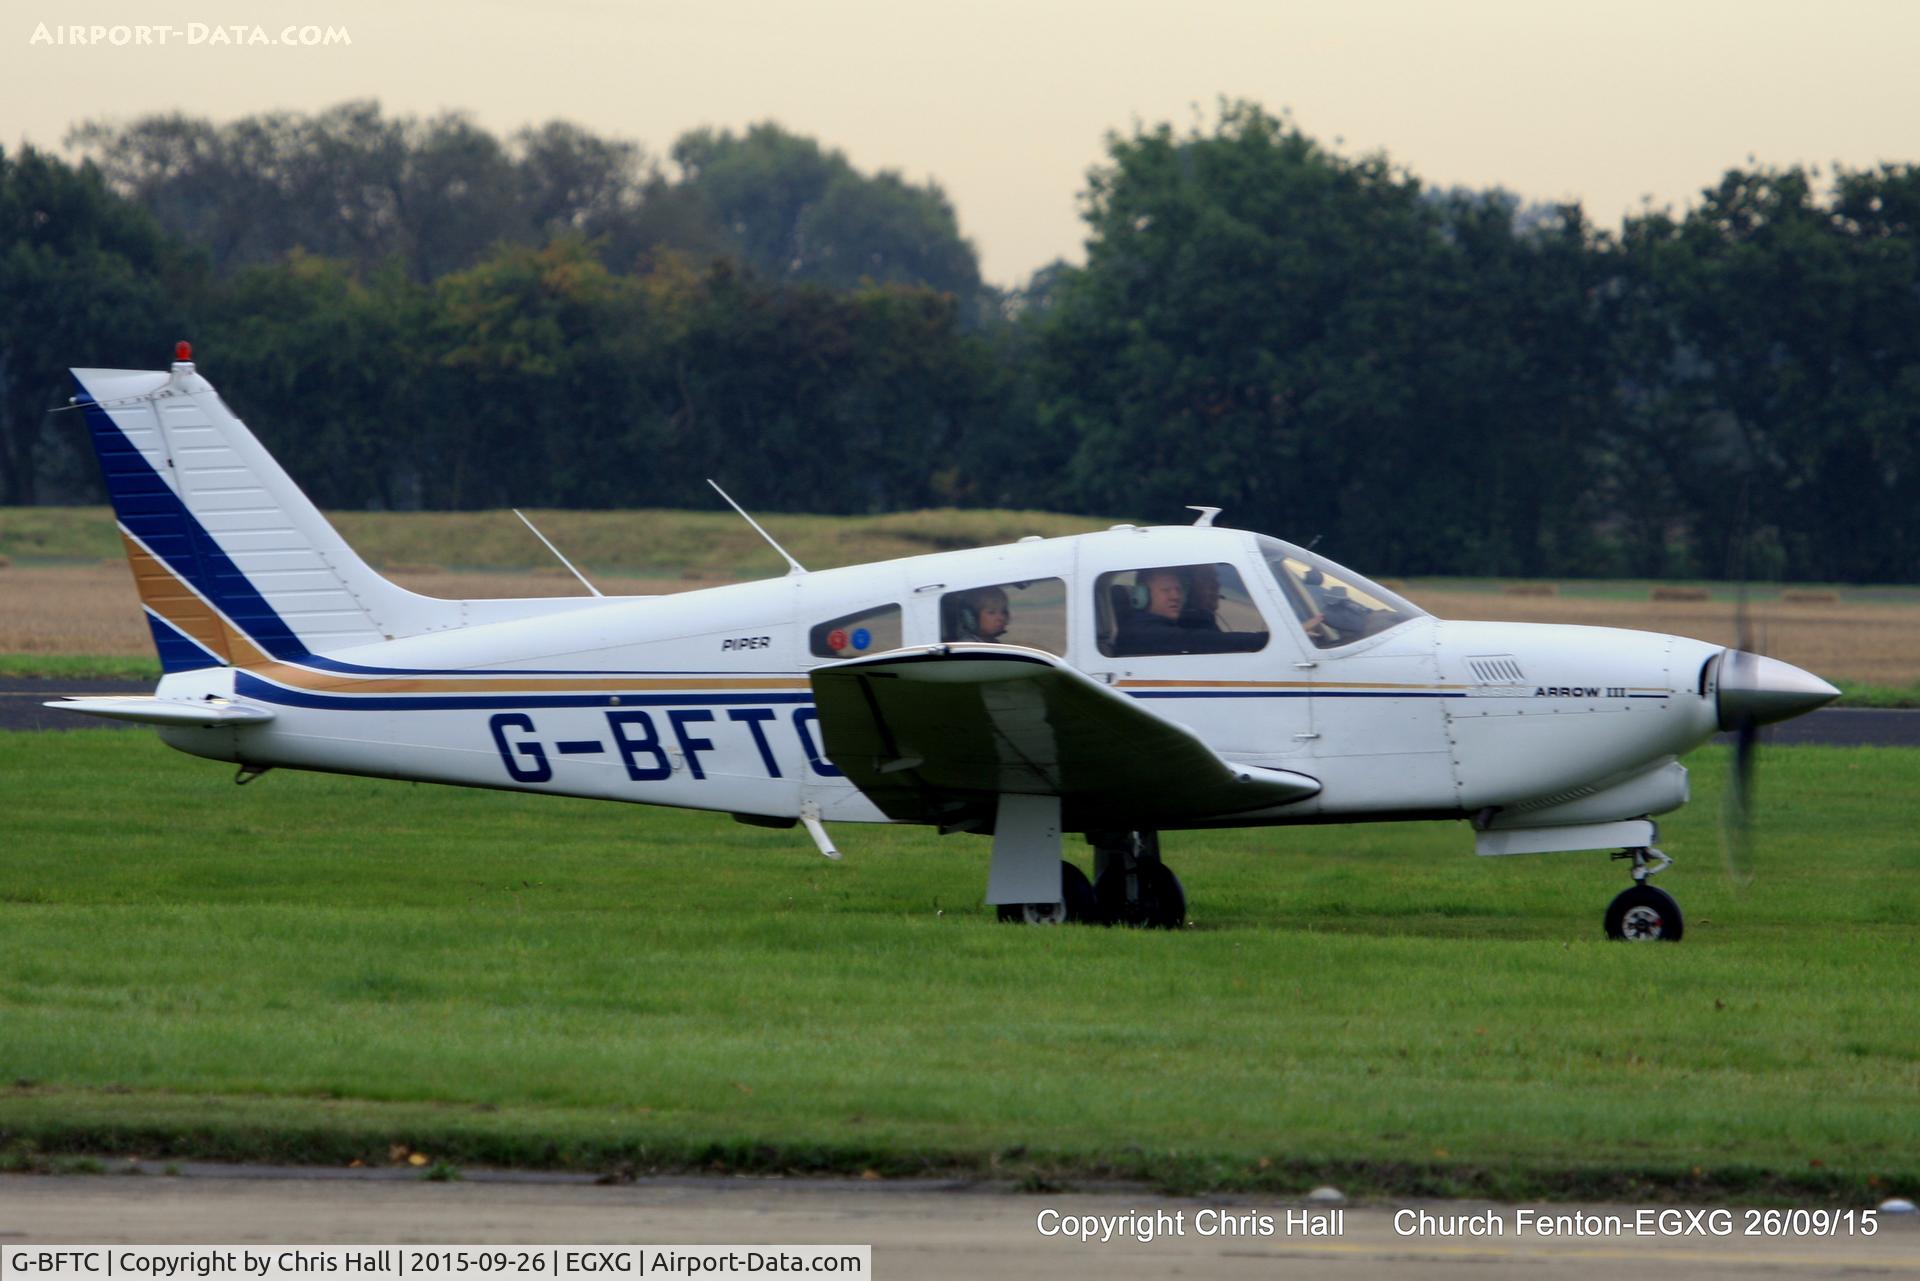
xmin=151 ymin=526 xmax=1726 ymax=833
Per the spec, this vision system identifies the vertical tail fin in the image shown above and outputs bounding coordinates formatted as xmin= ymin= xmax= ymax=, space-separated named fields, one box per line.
xmin=74 ymin=356 xmax=418 ymax=669
xmin=74 ymin=350 xmax=611 ymax=673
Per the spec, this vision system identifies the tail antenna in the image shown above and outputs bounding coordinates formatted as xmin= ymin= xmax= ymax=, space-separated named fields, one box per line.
xmin=708 ymin=480 xmax=807 ymax=576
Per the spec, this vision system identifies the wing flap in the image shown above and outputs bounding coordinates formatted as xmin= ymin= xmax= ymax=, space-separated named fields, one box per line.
xmin=808 ymin=644 xmax=1318 ymax=826
xmin=43 ymin=697 xmax=275 ymax=727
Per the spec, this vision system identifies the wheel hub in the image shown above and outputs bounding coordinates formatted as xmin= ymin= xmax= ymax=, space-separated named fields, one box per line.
xmin=1620 ymin=904 xmax=1666 ymax=939
xmin=1016 ymin=901 xmax=1067 ymax=926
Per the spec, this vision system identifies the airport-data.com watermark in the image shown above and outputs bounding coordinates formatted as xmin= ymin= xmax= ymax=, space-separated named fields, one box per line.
xmin=29 ymin=21 xmax=351 ymax=47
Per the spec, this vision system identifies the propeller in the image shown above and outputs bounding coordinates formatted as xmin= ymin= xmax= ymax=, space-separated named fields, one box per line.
xmin=1719 ymin=645 xmax=1758 ymax=887
xmin=1714 ymin=493 xmax=1840 ymax=883
xmin=1719 ymin=481 xmax=1758 ymax=887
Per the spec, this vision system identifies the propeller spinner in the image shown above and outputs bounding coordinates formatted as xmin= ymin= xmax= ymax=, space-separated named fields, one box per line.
xmin=1716 ymin=645 xmax=1840 ymax=886
xmin=1717 ymin=650 xmax=1842 ymax=731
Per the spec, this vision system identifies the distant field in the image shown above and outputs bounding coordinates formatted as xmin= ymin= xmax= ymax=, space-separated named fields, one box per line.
xmin=4 ymin=506 xmax=1915 ymax=690
xmin=0 ymin=505 xmax=1121 ymax=579
xmin=1401 ymin=591 xmax=1920 ymax=689
xmin=1 ymin=732 xmax=1915 ymax=1200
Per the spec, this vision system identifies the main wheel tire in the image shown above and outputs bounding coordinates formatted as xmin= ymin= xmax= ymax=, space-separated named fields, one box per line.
xmin=996 ymin=861 xmax=1096 ymax=925
xmin=1604 ymin=883 xmax=1684 ymax=942
xmin=1095 ymin=860 xmax=1186 ymax=929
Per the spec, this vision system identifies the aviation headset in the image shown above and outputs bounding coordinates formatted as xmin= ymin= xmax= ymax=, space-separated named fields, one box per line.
xmin=1130 ymin=567 xmax=1186 ymax=612
xmin=951 ymin=587 xmax=1008 ymax=637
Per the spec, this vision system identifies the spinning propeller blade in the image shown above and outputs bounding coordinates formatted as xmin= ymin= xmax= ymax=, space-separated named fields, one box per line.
xmin=1720 ymin=487 xmax=1756 ymax=885
xmin=1719 ymin=644 xmax=1758 ymax=888
xmin=1714 ymin=582 xmax=1840 ymax=885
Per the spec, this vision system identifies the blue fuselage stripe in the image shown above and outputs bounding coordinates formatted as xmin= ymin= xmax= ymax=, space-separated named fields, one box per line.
xmin=232 ymin=673 xmax=814 ymax=711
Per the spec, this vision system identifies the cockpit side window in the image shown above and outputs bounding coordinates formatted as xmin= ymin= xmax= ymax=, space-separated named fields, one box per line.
xmin=1255 ymin=535 xmax=1425 ymax=649
xmin=941 ymin=578 xmax=1067 ymax=654
xmin=1095 ymin=563 xmax=1269 ymax=657
xmin=809 ymin=604 xmax=901 ymax=658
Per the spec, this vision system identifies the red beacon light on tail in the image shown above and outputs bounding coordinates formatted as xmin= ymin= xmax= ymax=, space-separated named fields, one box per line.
xmin=174 ymin=341 xmax=193 ymax=363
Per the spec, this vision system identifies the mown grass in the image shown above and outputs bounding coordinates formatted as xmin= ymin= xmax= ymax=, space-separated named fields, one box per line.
xmin=1831 ymin=680 xmax=1920 ymax=709
xmin=0 ymin=653 xmax=162 ymax=682
xmin=1 ymin=731 xmax=1914 ymax=1200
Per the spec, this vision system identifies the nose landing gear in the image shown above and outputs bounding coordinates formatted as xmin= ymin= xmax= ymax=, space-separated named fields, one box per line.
xmin=1605 ymin=846 xmax=1683 ymax=941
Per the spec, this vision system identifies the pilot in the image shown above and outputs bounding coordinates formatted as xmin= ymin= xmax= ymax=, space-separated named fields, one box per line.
xmin=950 ymin=586 xmax=1010 ymax=643
xmin=1297 ymin=568 xmax=1345 ymax=643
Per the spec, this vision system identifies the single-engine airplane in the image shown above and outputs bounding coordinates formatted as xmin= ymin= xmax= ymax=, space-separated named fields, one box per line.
xmin=50 ymin=347 xmax=1842 ymax=938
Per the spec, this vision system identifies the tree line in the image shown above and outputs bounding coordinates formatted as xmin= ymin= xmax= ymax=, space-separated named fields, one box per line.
xmin=3 ymin=100 xmax=1915 ymax=582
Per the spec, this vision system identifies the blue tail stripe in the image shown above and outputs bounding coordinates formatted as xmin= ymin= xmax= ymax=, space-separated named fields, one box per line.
xmin=77 ymin=381 xmax=311 ymax=662
xmin=146 ymin=614 xmax=225 ymax=674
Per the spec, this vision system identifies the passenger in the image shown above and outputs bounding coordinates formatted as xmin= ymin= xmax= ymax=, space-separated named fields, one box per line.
xmin=950 ymin=586 xmax=1010 ymax=643
xmin=1179 ymin=564 xmax=1223 ymax=630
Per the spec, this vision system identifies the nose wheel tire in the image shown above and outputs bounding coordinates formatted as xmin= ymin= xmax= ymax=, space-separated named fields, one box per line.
xmin=997 ymin=860 xmax=1096 ymax=925
xmin=1604 ymin=883 xmax=1684 ymax=942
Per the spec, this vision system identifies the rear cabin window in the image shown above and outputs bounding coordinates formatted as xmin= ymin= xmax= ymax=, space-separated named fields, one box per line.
xmin=939 ymin=578 xmax=1067 ymax=655
xmin=809 ymin=604 xmax=902 ymax=659
xmin=1095 ymin=563 xmax=1269 ymax=657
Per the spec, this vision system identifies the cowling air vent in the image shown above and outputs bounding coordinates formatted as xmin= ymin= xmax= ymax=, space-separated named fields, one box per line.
xmin=1467 ymin=655 xmax=1526 ymax=683
xmin=1509 ymin=783 xmax=1600 ymax=813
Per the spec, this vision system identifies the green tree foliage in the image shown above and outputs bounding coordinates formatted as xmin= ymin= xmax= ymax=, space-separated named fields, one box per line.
xmin=1034 ymin=103 xmax=1614 ymax=574
xmin=71 ymin=106 xmax=987 ymax=306
xmin=662 ymin=272 xmax=996 ymax=512
xmin=0 ymin=146 xmax=184 ymax=505
xmin=1611 ymin=165 xmax=1920 ymax=580
xmin=189 ymin=240 xmax=1008 ymax=515
xmin=670 ymin=123 xmax=982 ymax=299
xmin=424 ymin=238 xmax=653 ymax=509
xmin=197 ymin=254 xmax=429 ymax=509
xmin=69 ymin=103 xmax=536 ymax=284
xmin=1416 ymin=192 xmax=1616 ymax=576
xmin=13 ymin=101 xmax=1920 ymax=582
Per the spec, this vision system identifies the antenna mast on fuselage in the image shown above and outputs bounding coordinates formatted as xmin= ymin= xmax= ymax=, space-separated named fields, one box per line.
xmin=512 ymin=509 xmax=604 ymax=597
xmin=707 ymin=480 xmax=807 ymax=576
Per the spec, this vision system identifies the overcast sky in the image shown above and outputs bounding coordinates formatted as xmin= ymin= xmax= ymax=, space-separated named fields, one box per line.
xmin=8 ymin=0 xmax=1919 ymax=286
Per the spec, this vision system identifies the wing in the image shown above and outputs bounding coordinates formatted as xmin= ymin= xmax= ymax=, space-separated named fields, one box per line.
xmin=808 ymin=644 xmax=1319 ymax=829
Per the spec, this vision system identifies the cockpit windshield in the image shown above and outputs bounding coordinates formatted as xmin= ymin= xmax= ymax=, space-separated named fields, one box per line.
xmin=1254 ymin=535 xmax=1427 ymax=649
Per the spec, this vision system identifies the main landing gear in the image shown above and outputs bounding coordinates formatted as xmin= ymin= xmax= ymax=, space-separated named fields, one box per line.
xmin=1090 ymin=830 xmax=1186 ymax=929
xmin=996 ymin=862 xmax=1095 ymax=925
xmin=1605 ymin=846 xmax=1683 ymax=942
xmin=996 ymin=831 xmax=1187 ymax=929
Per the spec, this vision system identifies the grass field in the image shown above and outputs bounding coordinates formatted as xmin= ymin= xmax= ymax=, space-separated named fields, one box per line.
xmin=2 ymin=730 xmax=1915 ymax=1201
